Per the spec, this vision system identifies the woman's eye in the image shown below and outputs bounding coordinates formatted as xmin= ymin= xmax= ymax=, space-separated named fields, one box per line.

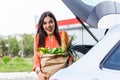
xmin=43 ymin=19 xmax=53 ymax=25
xmin=49 ymin=20 xmax=53 ymax=23
xmin=43 ymin=22 xmax=47 ymax=25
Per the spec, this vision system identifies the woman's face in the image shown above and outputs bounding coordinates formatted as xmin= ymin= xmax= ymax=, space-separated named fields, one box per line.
xmin=43 ymin=16 xmax=55 ymax=36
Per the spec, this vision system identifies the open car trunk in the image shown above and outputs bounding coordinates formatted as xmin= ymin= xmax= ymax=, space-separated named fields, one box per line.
xmin=62 ymin=0 xmax=120 ymax=55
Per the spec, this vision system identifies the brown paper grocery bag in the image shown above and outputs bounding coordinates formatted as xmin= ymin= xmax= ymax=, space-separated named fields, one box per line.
xmin=39 ymin=54 xmax=69 ymax=76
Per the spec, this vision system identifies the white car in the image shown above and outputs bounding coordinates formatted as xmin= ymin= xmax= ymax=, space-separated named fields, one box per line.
xmin=50 ymin=24 xmax=120 ymax=80
xmin=50 ymin=0 xmax=120 ymax=80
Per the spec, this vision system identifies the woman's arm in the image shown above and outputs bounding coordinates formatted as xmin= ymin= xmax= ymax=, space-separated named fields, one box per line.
xmin=33 ymin=34 xmax=41 ymax=71
xmin=33 ymin=34 xmax=50 ymax=80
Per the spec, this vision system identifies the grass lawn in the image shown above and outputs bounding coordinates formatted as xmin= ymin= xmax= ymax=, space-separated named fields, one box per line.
xmin=0 ymin=57 xmax=34 ymax=72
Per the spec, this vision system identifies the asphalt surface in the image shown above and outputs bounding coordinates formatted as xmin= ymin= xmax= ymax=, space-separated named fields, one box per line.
xmin=0 ymin=72 xmax=39 ymax=80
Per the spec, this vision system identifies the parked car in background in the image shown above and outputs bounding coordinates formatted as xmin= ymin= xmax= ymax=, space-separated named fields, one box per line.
xmin=50 ymin=0 xmax=120 ymax=80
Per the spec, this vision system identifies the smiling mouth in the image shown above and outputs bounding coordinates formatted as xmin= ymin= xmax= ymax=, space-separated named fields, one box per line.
xmin=46 ymin=27 xmax=53 ymax=32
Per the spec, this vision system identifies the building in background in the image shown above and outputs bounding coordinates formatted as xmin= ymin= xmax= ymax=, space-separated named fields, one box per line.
xmin=57 ymin=18 xmax=106 ymax=45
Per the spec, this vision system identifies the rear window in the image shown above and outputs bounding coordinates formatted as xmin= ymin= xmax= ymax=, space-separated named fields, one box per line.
xmin=100 ymin=40 xmax=120 ymax=70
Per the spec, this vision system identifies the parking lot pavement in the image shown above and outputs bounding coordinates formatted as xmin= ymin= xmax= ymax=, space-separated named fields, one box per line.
xmin=0 ymin=72 xmax=38 ymax=80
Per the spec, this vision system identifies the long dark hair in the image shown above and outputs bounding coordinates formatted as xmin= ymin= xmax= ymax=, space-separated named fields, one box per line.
xmin=37 ymin=11 xmax=61 ymax=47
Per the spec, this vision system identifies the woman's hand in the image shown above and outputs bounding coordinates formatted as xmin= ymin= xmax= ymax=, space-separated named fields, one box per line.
xmin=37 ymin=71 xmax=50 ymax=80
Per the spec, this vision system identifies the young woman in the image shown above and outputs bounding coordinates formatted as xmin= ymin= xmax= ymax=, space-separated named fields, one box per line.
xmin=33 ymin=11 xmax=70 ymax=80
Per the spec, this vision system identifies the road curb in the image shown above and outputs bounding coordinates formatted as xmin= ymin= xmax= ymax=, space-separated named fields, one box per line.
xmin=0 ymin=72 xmax=38 ymax=80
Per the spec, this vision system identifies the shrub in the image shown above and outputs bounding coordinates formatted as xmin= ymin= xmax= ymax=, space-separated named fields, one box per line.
xmin=2 ymin=56 xmax=11 ymax=64
xmin=13 ymin=56 xmax=25 ymax=62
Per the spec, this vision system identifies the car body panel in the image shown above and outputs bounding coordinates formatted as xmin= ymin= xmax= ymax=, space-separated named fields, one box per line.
xmin=62 ymin=0 xmax=120 ymax=29
xmin=50 ymin=23 xmax=120 ymax=80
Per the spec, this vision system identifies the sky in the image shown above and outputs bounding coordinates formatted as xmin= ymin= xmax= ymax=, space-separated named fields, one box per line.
xmin=0 ymin=0 xmax=119 ymax=36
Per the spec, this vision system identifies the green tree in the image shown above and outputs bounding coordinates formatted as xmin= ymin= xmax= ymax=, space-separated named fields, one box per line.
xmin=8 ymin=37 xmax=20 ymax=56
xmin=22 ymin=34 xmax=34 ymax=56
xmin=0 ymin=36 xmax=8 ymax=56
